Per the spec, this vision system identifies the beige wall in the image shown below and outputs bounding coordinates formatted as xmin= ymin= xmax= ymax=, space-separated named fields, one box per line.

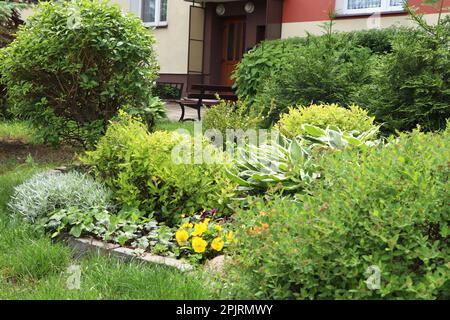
xmin=113 ymin=0 xmax=192 ymax=74
xmin=281 ymin=13 xmax=450 ymax=38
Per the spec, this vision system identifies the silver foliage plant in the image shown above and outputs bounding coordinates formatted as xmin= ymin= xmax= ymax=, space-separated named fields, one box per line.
xmin=8 ymin=171 xmax=112 ymax=223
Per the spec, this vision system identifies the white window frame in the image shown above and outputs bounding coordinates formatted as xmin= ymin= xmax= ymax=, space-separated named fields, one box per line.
xmin=139 ymin=0 xmax=168 ymax=27
xmin=335 ymin=0 xmax=406 ymax=16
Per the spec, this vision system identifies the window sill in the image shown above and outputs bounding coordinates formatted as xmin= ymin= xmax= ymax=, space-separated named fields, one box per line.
xmin=143 ymin=22 xmax=168 ymax=29
xmin=335 ymin=8 xmax=406 ymax=18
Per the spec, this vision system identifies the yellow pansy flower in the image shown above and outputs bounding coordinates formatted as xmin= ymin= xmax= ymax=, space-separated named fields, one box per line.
xmin=176 ymin=229 xmax=189 ymax=244
xmin=182 ymin=222 xmax=193 ymax=229
xmin=192 ymin=236 xmax=207 ymax=253
xmin=226 ymin=231 xmax=234 ymax=240
xmin=192 ymin=222 xmax=208 ymax=237
xmin=211 ymin=237 xmax=224 ymax=251
xmin=214 ymin=224 xmax=222 ymax=232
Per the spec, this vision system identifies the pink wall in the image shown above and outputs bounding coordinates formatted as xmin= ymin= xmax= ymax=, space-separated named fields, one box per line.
xmin=282 ymin=0 xmax=450 ymax=23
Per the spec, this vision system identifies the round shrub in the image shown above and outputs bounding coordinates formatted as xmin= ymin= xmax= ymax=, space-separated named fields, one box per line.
xmin=82 ymin=113 xmax=236 ymax=226
xmin=276 ymin=103 xmax=376 ymax=138
xmin=223 ymin=130 xmax=450 ymax=299
xmin=0 ymin=0 xmax=159 ymax=146
xmin=9 ymin=171 xmax=112 ymax=223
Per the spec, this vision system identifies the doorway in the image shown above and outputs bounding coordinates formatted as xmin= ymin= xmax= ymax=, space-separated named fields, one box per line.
xmin=221 ymin=17 xmax=246 ymax=86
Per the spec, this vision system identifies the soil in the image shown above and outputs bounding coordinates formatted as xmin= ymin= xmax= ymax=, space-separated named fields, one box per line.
xmin=0 ymin=137 xmax=79 ymax=165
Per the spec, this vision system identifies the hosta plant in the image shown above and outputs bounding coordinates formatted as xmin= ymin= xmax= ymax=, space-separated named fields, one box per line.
xmin=226 ymin=137 xmax=319 ymax=194
xmin=301 ymin=124 xmax=381 ymax=150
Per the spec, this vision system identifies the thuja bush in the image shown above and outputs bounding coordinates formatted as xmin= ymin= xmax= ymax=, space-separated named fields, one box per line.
xmin=0 ymin=0 xmax=159 ymax=146
xmin=82 ymin=113 xmax=236 ymax=226
xmin=253 ymin=35 xmax=373 ymax=126
xmin=223 ymin=129 xmax=450 ymax=299
xmin=354 ymin=15 xmax=450 ymax=132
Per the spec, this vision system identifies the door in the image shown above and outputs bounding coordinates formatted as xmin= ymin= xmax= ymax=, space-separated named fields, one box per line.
xmin=221 ymin=17 xmax=246 ymax=86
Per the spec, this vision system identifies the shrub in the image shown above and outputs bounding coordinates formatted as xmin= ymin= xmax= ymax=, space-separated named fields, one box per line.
xmin=223 ymin=129 xmax=450 ymax=299
xmin=253 ymin=35 xmax=373 ymax=126
xmin=232 ymin=28 xmax=408 ymax=106
xmin=276 ymin=104 xmax=376 ymax=138
xmin=232 ymin=37 xmax=306 ymax=103
xmin=9 ymin=171 xmax=112 ymax=223
xmin=0 ymin=0 xmax=159 ymax=146
xmin=354 ymin=16 xmax=450 ymax=132
xmin=202 ymin=100 xmax=262 ymax=143
xmin=82 ymin=113 xmax=235 ymax=226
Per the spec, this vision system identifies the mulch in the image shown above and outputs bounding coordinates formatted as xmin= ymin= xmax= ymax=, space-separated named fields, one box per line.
xmin=0 ymin=138 xmax=79 ymax=164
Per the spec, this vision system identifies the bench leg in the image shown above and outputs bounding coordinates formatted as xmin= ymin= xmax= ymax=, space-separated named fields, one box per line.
xmin=197 ymin=106 xmax=201 ymax=121
xmin=178 ymin=104 xmax=185 ymax=122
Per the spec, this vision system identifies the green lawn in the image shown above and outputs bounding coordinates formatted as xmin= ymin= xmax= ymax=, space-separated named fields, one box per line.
xmin=0 ymin=120 xmax=214 ymax=300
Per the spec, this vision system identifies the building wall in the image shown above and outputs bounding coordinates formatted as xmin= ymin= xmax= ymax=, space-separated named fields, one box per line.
xmin=281 ymin=0 xmax=450 ymax=38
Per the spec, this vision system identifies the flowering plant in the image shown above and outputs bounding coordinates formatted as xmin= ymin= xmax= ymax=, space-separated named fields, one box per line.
xmin=175 ymin=209 xmax=234 ymax=263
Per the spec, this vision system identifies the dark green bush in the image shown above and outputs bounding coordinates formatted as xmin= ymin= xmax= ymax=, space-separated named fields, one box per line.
xmin=224 ymin=129 xmax=450 ymax=299
xmin=82 ymin=113 xmax=236 ymax=226
xmin=0 ymin=0 xmax=159 ymax=146
xmin=354 ymin=16 xmax=450 ymax=132
xmin=232 ymin=37 xmax=306 ymax=103
xmin=254 ymin=35 xmax=373 ymax=126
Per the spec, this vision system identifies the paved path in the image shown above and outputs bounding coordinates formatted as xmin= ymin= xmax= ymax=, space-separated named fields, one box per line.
xmin=165 ymin=102 xmax=205 ymax=122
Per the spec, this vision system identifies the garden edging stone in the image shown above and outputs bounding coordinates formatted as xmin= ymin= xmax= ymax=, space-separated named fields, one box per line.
xmin=65 ymin=236 xmax=194 ymax=272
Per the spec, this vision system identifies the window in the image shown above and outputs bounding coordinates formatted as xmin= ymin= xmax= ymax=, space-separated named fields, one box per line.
xmin=335 ymin=0 xmax=405 ymax=16
xmin=140 ymin=0 xmax=167 ymax=27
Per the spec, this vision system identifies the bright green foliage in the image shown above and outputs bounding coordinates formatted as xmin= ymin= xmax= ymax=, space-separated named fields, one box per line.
xmin=82 ymin=114 xmax=235 ymax=226
xmin=355 ymin=16 xmax=450 ymax=132
xmin=254 ymin=36 xmax=373 ymax=126
xmin=0 ymin=0 xmax=159 ymax=146
xmin=224 ymin=129 xmax=450 ymax=299
xmin=202 ymin=100 xmax=262 ymax=142
xmin=277 ymin=104 xmax=376 ymax=138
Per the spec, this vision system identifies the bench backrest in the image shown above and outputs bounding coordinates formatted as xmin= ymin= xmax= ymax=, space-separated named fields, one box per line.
xmin=187 ymin=84 xmax=237 ymax=102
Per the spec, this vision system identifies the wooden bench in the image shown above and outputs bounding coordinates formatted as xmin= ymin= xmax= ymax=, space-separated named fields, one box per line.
xmin=173 ymin=84 xmax=238 ymax=122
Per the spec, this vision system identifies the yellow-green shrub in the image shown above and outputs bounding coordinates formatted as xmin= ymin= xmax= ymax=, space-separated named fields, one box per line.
xmin=276 ymin=104 xmax=376 ymax=138
xmin=82 ymin=113 xmax=235 ymax=226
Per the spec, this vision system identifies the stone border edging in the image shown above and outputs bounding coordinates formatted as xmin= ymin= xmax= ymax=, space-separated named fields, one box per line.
xmin=65 ymin=236 xmax=194 ymax=272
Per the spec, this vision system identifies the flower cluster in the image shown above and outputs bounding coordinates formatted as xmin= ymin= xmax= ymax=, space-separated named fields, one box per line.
xmin=175 ymin=209 xmax=234 ymax=262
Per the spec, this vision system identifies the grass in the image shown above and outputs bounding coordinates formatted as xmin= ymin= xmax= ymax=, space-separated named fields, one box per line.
xmin=0 ymin=122 xmax=215 ymax=299
xmin=0 ymin=120 xmax=36 ymax=143
xmin=154 ymin=120 xmax=197 ymax=136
